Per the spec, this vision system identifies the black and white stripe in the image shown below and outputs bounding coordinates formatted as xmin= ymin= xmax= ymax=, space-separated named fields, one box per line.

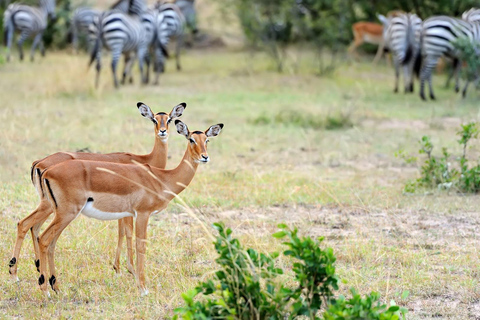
xmin=71 ymin=0 xmax=143 ymax=53
xmin=379 ymin=12 xmax=422 ymax=93
xmin=88 ymin=0 xmax=150 ymax=88
xmin=152 ymin=3 xmax=185 ymax=84
xmin=462 ymin=8 xmax=480 ymax=23
xmin=3 ymin=0 xmax=56 ymax=62
xmin=71 ymin=7 xmax=100 ymax=52
xmin=419 ymin=16 xmax=480 ymax=100
xmin=175 ymin=0 xmax=197 ymax=35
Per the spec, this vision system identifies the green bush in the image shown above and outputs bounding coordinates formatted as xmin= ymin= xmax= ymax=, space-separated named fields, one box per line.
xmin=400 ymin=122 xmax=480 ymax=193
xmin=173 ymin=222 xmax=407 ymax=320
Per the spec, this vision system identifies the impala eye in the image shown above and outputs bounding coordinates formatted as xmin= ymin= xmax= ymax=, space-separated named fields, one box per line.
xmin=189 ymin=138 xmax=196 ymax=144
xmin=167 ymin=118 xmax=172 ymax=124
xmin=206 ymin=139 xmax=210 ymax=144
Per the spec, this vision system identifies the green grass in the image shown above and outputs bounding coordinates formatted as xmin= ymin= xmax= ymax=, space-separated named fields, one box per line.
xmin=1 ymin=49 xmax=480 ymax=319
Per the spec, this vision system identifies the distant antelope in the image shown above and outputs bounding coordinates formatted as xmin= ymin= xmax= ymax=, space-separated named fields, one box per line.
xmin=348 ymin=21 xmax=385 ymax=63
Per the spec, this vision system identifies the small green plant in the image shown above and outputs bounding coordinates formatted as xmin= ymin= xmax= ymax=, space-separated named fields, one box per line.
xmin=173 ymin=222 xmax=406 ymax=320
xmin=323 ymin=288 xmax=408 ymax=320
xmin=401 ymin=122 xmax=480 ymax=193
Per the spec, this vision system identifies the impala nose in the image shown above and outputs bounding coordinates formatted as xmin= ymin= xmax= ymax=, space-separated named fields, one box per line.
xmin=158 ymin=130 xmax=167 ymax=137
xmin=201 ymin=155 xmax=209 ymax=162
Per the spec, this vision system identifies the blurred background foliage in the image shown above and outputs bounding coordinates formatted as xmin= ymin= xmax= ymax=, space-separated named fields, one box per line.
xmin=1 ymin=0 xmax=480 ymax=70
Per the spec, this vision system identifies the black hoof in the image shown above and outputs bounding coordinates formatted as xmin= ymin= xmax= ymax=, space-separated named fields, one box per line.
xmin=38 ymin=274 xmax=45 ymax=286
xmin=49 ymin=275 xmax=56 ymax=289
xmin=8 ymin=257 xmax=16 ymax=268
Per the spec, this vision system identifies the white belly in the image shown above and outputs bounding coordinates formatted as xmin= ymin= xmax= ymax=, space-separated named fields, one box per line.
xmin=80 ymin=201 xmax=135 ymax=221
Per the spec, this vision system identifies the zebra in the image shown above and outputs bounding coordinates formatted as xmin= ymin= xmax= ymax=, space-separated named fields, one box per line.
xmin=462 ymin=8 xmax=480 ymax=23
xmin=70 ymin=0 xmax=140 ymax=53
xmin=377 ymin=13 xmax=422 ymax=93
xmin=71 ymin=7 xmax=100 ymax=53
xmin=152 ymin=2 xmax=185 ymax=85
xmin=88 ymin=0 xmax=150 ymax=88
xmin=419 ymin=16 xmax=480 ymax=100
xmin=3 ymin=0 xmax=56 ymax=62
xmin=175 ymin=0 xmax=198 ymax=39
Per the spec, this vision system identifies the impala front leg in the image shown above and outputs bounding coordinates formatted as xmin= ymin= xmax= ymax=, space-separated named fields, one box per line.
xmin=135 ymin=213 xmax=150 ymax=296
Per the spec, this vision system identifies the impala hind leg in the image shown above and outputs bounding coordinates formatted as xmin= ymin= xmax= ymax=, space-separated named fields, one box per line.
xmin=9 ymin=199 xmax=52 ymax=279
xmin=38 ymin=207 xmax=79 ymax=296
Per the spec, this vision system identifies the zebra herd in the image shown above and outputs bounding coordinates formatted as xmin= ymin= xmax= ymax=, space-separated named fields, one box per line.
xmin=377 ymin=8 xmax=480 ymax=100
xmin=3 ymin=0 xmax=197 ymax=88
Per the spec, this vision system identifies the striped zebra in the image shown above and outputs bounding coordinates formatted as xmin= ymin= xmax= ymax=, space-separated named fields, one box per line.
xmin=377 ymin=13 xmax=422 ymax=93
xmin=175 ymin=0 xmax=197 ymax=36
xmin=152 ymin=2 xmax=185 ymax=85
xmin=88 ymin=0 xmax=150 ymax=88
xmin=462 ymin=8 xmax=480 ymax=23
xmin=70 ymin=0 xmax=139 ymax=53
xmin=419 ymin=16 xmax=480 ymax=100
xmin=3 ymin=0 xmax=56 ymax=62
xmin=71 ymin=7 xmax=100 ymax=52
xmin=121 ymin=8 xmax=156 ymax=84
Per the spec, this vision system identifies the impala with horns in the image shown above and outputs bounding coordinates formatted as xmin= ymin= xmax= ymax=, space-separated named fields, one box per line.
xmin=8 ymin=102 xmax=186 ymax=281
xmin=34 ymin=120 xmax=223 ymax=296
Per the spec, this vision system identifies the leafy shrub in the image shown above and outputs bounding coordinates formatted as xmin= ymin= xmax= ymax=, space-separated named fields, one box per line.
xmin=173 ymin=222 xmax=407 ymax=320
xmin=324 ymin=288 xmax=408 ymax=320
xmin=400 ymin=122 xmax=480 ymax=193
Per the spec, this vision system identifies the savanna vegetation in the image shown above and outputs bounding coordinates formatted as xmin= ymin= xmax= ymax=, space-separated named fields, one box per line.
xmin=1 ymin=0 xmax=480 ymax=319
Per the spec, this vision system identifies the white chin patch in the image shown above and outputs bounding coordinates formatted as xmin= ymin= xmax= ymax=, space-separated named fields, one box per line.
xmin=81 ymin=201 xmax=134 ymax=221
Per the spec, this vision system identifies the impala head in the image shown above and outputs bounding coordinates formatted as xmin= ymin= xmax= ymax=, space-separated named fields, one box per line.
xmin=137 ymin=102 xmax=186 ymax=142
xmin=175 ymin=120 xmax=224 ymax=164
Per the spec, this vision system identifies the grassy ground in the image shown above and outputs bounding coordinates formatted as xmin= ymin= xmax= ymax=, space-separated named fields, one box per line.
xmin=1 ymin=48 xmax=480 ymax=319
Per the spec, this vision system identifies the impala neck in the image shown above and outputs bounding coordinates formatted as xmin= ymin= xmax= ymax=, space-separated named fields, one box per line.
xmin=159 ymin=146 xmax=199 ymax=201
xmin=145 ymin=137 xmax=168 ymax=168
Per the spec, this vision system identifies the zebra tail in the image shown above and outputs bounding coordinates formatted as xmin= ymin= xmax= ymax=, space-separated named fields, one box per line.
xmin=3 ymin=8 xmax=14 ymax=47
xmin=88 ymin=13 xmax=104 ymax=68
xmin=413 ymin=51 xmax=422 ymax=79
xmin=402 ymin=15 xmax=414 ymax=65
xmin=160 ymin=43 xmax=170 ymax=59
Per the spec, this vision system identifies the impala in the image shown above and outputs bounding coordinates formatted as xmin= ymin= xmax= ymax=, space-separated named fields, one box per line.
xmin=348 ymin=21 xmax=385 ymax=63
xmin=8 ymin=102 xmax=186 ymax=280
xmin=35 ymin=120 xmax=223 ymax=296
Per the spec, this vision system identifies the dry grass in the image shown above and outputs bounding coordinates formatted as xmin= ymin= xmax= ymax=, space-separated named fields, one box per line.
xmin=1 ymin=47 xmax=480 ymax=319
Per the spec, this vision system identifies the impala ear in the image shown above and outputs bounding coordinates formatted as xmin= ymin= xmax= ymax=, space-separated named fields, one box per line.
xmin=137 ymin=102 xmax=157 ymax=125
xmin=175 ymin=120 xmax=189 ymax=138
xmin=205 ymin=123 xmax=224 ymax=137
xmin=169 ymin=102 xmax=186 ymax=120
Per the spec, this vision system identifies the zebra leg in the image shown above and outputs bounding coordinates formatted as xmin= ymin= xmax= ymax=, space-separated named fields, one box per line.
xmin=30 ymin=33 xmax=43 ymax=62
xmin=72 ymin=23 xmax=79 ymax=53
xmin=5 ymin=25 xmax=14 ymax=62
xmin=420 ymin=57 xmax=437 ymax=101
xmin=17 ymin=30 xmax=31 ymax=61
xmin=121 ymin=53 xmax=132 ymax=85
xmin=95 ymin=50 xmax=102 ymax=89
xmin=393 ymin=59 xmax=400 ymax=93
xmin=153 ymin=46 xmax=164 ymax=85
xmin=453 ymin=59 xmax=461 ymax=93
xmin=40 ymin=40 xmax=45 ymax=57
xmin=111 ymin=50 xmax=121 ymax=88
xmin=462 ymin=80 xmax=469 ymax=98
xmin=176 ymin=34 xmax=184 ymax=71
xmin=144 ymin=54 xmax=151 ymax=84
xmin=137 ymin=46 xmax=147 ymax=84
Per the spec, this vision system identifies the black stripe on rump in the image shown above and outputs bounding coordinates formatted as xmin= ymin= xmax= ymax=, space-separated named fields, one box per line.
xmin=44 ymin=178 xmax=58 ymax=208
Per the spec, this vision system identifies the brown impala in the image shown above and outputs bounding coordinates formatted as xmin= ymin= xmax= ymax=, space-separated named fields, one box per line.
xmin=35 ymin=120 xmax=223 ymax=296
xmin=9 ymin=102 xmax=186 ymax=280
